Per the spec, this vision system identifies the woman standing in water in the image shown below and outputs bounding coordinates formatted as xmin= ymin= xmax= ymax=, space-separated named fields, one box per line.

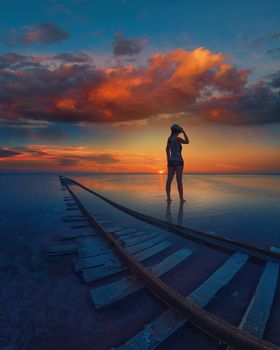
xmin=166 ymin=124 xmax=189 ymax=203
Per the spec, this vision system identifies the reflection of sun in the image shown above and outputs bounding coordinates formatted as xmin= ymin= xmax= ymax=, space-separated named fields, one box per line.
xmin=158 ymin=170 xmax=164 ymax=174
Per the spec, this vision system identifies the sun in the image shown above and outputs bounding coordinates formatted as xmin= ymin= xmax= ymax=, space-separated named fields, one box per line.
xmin=158 ymin=170 xmax=165 ymax=174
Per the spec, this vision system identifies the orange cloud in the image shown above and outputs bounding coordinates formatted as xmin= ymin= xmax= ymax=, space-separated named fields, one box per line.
xmin=0 ymin=145 xmax=164 ymax=173
xmin=88 ymin=48 xmax=249 ymax=122
xmin=1 ymin=47 xmax=261 ymax=125
xmin=56 ymin=98 xmax=76 ymax=110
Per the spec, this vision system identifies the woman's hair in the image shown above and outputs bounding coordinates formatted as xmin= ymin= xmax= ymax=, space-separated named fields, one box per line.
xmin=171 ymin=128 xmax=180 ymax=136
xmin=170 ymin=124 xmax=182 ymax=135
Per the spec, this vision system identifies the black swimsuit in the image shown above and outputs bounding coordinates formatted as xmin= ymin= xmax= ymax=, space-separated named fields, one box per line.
xmin=167 ymin=136 xmax=184 ymax=167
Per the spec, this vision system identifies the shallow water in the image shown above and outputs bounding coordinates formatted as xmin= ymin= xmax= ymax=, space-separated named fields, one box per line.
xmin=72 ymin=174 xmax=280 ymax=248
xmin=0 ymin=173 xmax=279 ymax=248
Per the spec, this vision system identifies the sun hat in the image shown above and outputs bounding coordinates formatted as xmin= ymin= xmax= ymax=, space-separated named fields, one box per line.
xmin=170 ymin=124 xmax=182 ymax=131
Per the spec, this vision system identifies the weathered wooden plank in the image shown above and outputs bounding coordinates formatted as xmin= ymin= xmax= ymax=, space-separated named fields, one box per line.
xmin=83 ymin=259 xmax=125 ymax=281
xmin=75 ymin=237 xmax=164 ymax=262
xmin=65 ymin=214 xmax=86 ymax=218
xmin=118 ymin=229 xmax=160 ymax=239
xmin=82 ymin=241 xmax=172 ymax=282
xmin=48 ymin=243 xmax=77 ymax=256
xmin=60 ymin=231 xmax=97 ymax=240
xmin=133 ymin=241 xmax=172 ymax=262
xmin=73 ymin=252 xmax=117 ymax=271
xmin=188 ymin=252 xmax=249 ymax=307
xmin=71 ymin=224 xmax=92 ymax=229
xmin=78 ymin=246 xmax=112 ymax=258
xmin=107 ymin=226 xmax=126 ymax=233
xmin=77 ymin=236 xmax=112 ymax=257
xmin=102 ymin=222 xmax=129 ymax=230
xmin=236 ymin=261 xmax=279 ymax=338
xmin=112 ymin=228 xmax=139 ymax=236
xmin=98 ymin=220 xmax=111 ymax=225
xmin=108 ymin=224 xmax=151 ymax=233
xmin=74 ymin=238 xmax=166 ymax=271
xmin=113 ymin=231 xmax=147 ymax=242
xmin=123 ymin=233 xmax=168 ymax=247
xmin=64 ymin=215 xmax=86 ymax=219
xmin=122 ymin=233 xmax=158 ymax=246
xmin=77 ymin=237 xmax=110 ymax=249
xmin=63 ymin=216 xmax=88 ymax=221
xmin=125 ymin=238 xmax=165 ymax=254
xmin=90 ymin=248 xmax=192 ymax=309
xmin=115 ymin=252 xmax=249 ymax=350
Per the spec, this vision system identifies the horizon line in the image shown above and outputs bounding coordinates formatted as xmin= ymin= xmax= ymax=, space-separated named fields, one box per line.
xmin=0 ymin=171 xmax=279 ymax=176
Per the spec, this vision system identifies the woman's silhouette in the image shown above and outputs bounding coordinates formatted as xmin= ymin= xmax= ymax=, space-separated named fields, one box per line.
xmin=166 ymin=124 xmax=189 ymax=202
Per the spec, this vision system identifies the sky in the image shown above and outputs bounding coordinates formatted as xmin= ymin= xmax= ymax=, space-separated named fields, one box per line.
xmin=0 ymin=0 xmax=279 ymax=174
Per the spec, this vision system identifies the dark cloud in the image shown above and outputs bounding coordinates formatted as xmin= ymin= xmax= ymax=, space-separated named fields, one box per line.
xmin=267 ymin=47 xmax=280 ymax=57
xmin=0 ymin=57 xmax=105 ymax=122
xmin=0 ymin=146 xmax=120 ymax=166
xmin=22 ymin=23 xmax=69 ymax=44
xmin=243 ymin=33 xmax=280 ymax=50
xmin=0 ymin=118 xmax=69 ymax=145
xmin=58 ymin=153 xmax=120 ymax=166
xmin=53 ymin=52 xmax=90 ymax=62
xmin=0 ymin=145 xmax=48 ymax=159
xmin=58 ymin=158 xmax=79 ymax=166
xmin=0 ymin=53 xmax=26 ymax=68
xmin=113 ymin=32 xmax=147 ymax=56
xmin=268 ymin=71 xmax=280 ymax=88
xmin=0 ymin=53 xmax=40 ymax=70
xmin=85 ymin=154 xmax=120 ymax=164
xmin=270 ymin=33 xmax=280 ymax=41
xmin=194 ymin=82 xmax=280 ymax=125
xmin=244 ymin=36 xmax=266 ymax=49
xmin=0 ymin=23 xmax=69 ymax=46
xmin=30 ymin=127 xmax=69 ymax=142
xmin=0 ymin=126 xmax=68 ymax=144
xmin=0 ymin=147 xmax=21 ymax=158
xmin=12 ymin=147 xmax=48 ymax=157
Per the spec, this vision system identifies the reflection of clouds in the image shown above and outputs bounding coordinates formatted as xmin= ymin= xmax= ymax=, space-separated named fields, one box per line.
xmin=79 ymin=174 xmax=165 ymax=193
xmin=165 ymin=201 xmax=185 ymax=225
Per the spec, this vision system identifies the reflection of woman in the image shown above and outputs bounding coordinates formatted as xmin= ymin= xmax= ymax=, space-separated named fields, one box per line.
xmin=166 ymin=124 xmax=189 ymax=202
xmin=165 ymin=201 xmax=184 ymax=225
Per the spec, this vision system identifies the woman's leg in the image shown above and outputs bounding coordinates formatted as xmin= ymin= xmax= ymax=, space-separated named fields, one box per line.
xmin=176 ymin=165 xmax=185 ymax=202
xmin=166 ymin=166 xmax=175 ymax=201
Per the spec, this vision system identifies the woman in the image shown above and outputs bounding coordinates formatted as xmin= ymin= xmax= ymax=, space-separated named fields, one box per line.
xmin=166 ymin=124 xmax=189 ymax=202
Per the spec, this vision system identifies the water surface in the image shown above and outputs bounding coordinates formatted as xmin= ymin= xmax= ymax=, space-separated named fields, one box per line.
xmin=73 ymin=174 xmax=280 ymax=248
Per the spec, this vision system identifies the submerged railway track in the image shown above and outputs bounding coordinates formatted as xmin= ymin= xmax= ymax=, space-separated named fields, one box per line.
xmin=48 ymin=176 xmax=280 ymax=350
